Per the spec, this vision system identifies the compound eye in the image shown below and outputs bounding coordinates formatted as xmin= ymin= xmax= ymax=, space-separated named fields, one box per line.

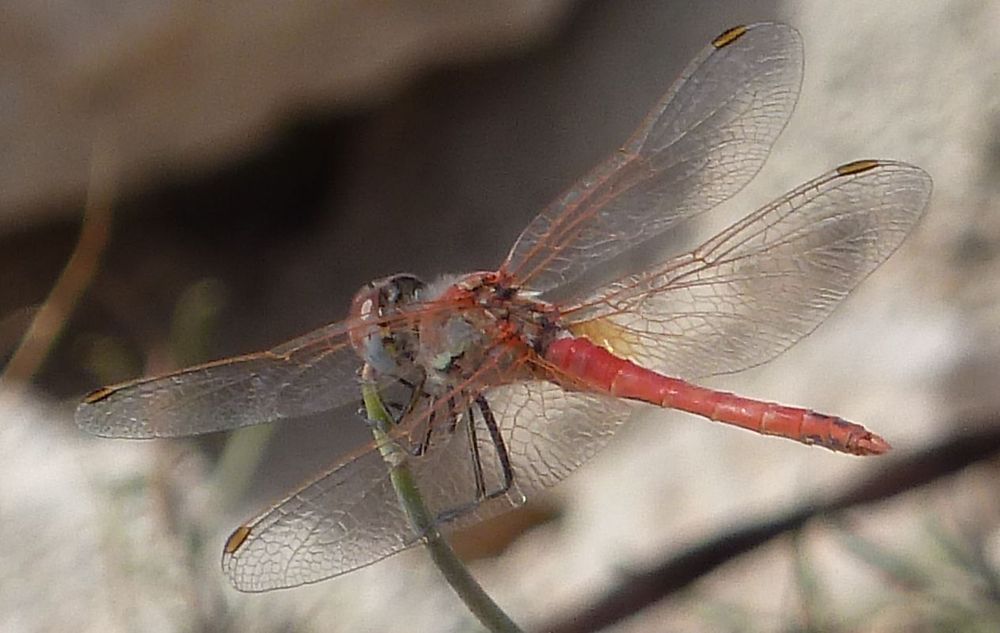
xmin=389 ymin=274 xmax=426 ymax=304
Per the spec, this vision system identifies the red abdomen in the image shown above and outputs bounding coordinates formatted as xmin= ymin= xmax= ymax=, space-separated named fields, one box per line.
xmin=545 ymin=337 xmax=889 ymax=456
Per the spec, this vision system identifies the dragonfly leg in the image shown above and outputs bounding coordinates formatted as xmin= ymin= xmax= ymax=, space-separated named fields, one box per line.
xmin=466 ymin=402 xmax=487 ymax=499
xmin=360 ymin=373 xmax=423 ymax=429
xmin=477 ymin=395 xmax=514 ymax=500
xmin=412 ymin=394 xmax=464 ymax=457
xmin=432 ymin=395 xmax=516 ymax=524
xmin=401 ymin=374 xmax=429 ymax=421
xmin=412 ymin=409 xmax=437 ymax=457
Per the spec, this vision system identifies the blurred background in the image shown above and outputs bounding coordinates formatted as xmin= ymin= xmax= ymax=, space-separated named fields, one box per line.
xmin=3 ymin=0 xmax=1000 ymax=631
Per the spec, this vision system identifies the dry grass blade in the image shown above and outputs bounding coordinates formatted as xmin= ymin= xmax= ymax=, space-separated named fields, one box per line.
xmin=1 ymin=142 xmax=115 ymax=392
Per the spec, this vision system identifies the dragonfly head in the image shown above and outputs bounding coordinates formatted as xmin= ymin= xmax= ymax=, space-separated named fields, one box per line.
xmin=349 ymin=274 xmax=426 ymax=375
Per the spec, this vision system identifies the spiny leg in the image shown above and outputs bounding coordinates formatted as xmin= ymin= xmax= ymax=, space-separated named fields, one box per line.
xmin=362 ymin=374 xmax=419 ymax=425
xmin=413 ymin=393 xmax=466 ymax=457
xmin=413 ymin=408 xmax=437 ymax=457
xmin=401 ymin=374 xmax=429 ymax=421
xmin=446 ymin=395 xmax=460 ymax=434
xmin=465 ymin=401 xmax=487 ymax=499
xmin=432 ymin=395 xmax=515 ymax=524
xmin=477 ymin=395 xmax=513 ymax=500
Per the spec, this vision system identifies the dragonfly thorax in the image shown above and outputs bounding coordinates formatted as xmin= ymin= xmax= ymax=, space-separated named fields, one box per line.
xmin=416 ymin=271 xmax=561 ymax=392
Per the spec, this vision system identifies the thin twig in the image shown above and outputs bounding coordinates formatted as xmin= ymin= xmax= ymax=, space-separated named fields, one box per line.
xmin=361 ymin=369 xmax=523 ymax=633
xmin=540 ymin=423 xmax=1000 ymax=633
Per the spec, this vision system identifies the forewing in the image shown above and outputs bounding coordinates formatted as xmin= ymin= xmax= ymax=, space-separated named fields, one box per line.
xmin=563 ymin=160 xmax=933 ymax=379
xmin=75 ymin=321 xmax=363 ymax=438
xmin=503 ymin=23 xmax=803 ymax=294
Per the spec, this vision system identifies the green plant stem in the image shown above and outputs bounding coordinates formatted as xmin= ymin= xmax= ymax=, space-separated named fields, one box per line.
xmin=361 ymin=376 xmax=523 ymax=633
xmin=211 ymin=424 xmax=276 ymax=512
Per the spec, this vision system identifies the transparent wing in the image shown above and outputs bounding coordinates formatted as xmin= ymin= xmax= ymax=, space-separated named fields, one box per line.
xmin=223 ymin=437 xmax=415 ymax=592
xmin=562 ymin=160 xmax=933 ymax=379
xmin=433 ymin=381 xmax=633 ymax=533
xmin=223 ymin=381 xmax=632 ymax=591
xmin=75 ymin=321 xmax=364 ymax=438
xmin=475 ymin=381 xmax=633 ymax=502
xmin=503 ymin=23 xmax=803 ymax=294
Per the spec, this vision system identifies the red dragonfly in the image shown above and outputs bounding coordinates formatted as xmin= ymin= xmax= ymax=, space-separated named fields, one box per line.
xmin=77 ymin=23 xmax=932 ymax=592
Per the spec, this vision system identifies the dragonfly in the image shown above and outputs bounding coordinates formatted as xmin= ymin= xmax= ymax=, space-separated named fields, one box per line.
xmin=76 ymin=23 xmax=932 ymax=592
